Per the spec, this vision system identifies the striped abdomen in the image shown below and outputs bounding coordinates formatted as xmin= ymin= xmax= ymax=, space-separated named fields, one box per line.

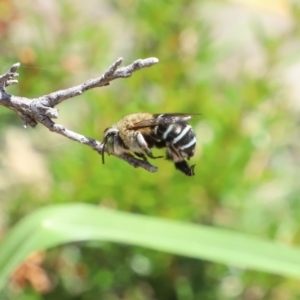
xmin=153 ymin=121 xmax=196 ymax=159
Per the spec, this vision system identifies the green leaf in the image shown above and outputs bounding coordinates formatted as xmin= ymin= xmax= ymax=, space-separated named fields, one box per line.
xmin=1 ymin=203 xmax=300 ymax=290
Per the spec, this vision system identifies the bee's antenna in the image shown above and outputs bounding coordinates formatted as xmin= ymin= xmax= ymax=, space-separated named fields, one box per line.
xmin=102 ymin=135 xmax=108 ymax=164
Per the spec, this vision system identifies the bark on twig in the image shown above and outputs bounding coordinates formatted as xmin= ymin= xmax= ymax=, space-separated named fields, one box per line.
xmin=0 ymin=57 xmax=159 ymax=173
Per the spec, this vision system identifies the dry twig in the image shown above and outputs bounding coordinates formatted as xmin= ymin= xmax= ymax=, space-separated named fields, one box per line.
xmin=0 ymin=57 xmax=159 ymax=173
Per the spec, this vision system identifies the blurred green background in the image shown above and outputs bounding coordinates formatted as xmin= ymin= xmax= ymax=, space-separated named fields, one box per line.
xmin=1 ymin=0 xmax=300 ymax=299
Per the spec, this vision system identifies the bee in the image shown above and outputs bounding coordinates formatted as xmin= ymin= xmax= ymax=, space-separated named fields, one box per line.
xmin=102 ymin=113 xmax=197 ymax=176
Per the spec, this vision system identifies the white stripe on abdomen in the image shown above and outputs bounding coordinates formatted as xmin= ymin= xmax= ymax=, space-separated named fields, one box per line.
xmin=180 ymin=136 xmax=196 ymax=150
xmin=163 ymin=124 xmax=174 ymax=139
xmin=172 ymin=125 xmax=191 ymax=144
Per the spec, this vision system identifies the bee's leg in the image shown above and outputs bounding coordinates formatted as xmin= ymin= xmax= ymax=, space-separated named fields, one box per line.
xmin=134 ymin=152 xmax=148 ymax=161
xmin=136 ymin=132 xmax=163 ymax=159
xmin=174 ymin=161 xmax=196 ymax=176
xmin=165 ymin=142 xmax=183 ymax=161
xmin=116 ymin=152 xmax=158 ymax=173
xmin=166 ymin=142 xmax=195 ymax=176
xmin=145 ymin=149 xmax=164 ymax=159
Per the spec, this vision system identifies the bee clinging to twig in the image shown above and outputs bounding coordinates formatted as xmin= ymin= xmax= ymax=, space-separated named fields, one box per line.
xmin=102 ymin=113 xmax=198 ymax=176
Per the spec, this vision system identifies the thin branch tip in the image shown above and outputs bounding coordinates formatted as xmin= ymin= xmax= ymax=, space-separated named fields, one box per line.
xmin=0 ymin=56 xmax=160 ymax=173
xmin=114 ymin=57 xmax=123 ymax=68
xmin=117 ymin=57 xmax=123 ymax=63
xmin=151 ymin=57 xmax=159 ymax=63
xmin=6 ymin=80 xmax=18 ymax=85
xmin=11 ymin=62 xmax=21 ymax=70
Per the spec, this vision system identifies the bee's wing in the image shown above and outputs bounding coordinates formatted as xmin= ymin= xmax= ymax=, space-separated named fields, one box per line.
xmin=131 ymin=113 xmax=200 ymax=129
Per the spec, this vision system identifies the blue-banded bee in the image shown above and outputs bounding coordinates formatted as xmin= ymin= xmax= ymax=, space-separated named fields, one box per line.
xmin=102 ymin=113 xmax=197 ymax=176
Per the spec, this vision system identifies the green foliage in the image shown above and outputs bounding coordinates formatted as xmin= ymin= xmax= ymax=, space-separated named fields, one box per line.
xmin=1 ymin=0 xmax=300 ymax=299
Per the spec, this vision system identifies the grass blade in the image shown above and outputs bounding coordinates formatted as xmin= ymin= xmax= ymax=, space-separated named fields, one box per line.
xmin=1 ymin=203 xmax=300 ymax=290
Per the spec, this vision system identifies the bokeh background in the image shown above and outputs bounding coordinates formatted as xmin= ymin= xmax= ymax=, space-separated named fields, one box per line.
xmin=1 ymin=0 xmax=300 ymax=299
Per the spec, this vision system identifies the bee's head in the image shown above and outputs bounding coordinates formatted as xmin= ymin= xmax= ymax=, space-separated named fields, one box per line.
xmin=102 ymin=127 xmax=119 ymax=164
